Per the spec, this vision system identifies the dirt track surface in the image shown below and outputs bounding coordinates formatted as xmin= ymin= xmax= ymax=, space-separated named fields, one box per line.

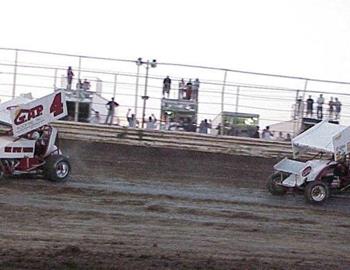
xmin=1 ymin=140 xmax=350 ymax=269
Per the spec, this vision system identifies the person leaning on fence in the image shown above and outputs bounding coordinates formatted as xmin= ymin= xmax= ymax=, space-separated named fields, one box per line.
xmin=316 ymin=94 xmax=324 ymax=119
xmin=163 ymin=76 xmax=171 ymax=98
xmin=335 ymin=97 xmax=342 ymax=120
xmin=261 ymin=126 xmax=273 ymax=140
xmin=306 ymin=95 xmax=314 ymax=117
xmin=105 ymin=97 xmax=119 ymax=125
xmin=67 ymin=66 xmax=74 ymax=90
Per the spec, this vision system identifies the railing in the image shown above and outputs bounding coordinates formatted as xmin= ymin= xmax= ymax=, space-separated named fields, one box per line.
xmin=2 ymin=47 xmax=350 ymax=137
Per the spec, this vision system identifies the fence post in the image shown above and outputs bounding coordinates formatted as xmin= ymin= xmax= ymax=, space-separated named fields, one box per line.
xmin=134 ymin=64 xmax=140 ymax=118
xmin=74 ymin=56 xmax=82 ymax=122
xmin=113 ymin=74 xmax=118 ymax=97
xmin=220 ymin=70 xmax=228 ymax=135
xmin=235 ymin=86 xmax=240 ymax=113
xmin=12 ymin=49 xmax=18 ymax=98
xmin=53 ymin=68 xmax=58 ymax=89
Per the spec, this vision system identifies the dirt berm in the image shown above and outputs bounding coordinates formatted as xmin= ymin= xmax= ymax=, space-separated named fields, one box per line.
xmin=62 ymin=139 xmax=278 ymax=188
xmin=1 ymin=139 xmax=350 ymax=270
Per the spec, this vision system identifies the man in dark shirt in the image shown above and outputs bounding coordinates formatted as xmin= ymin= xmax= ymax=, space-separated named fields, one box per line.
xmin=186 ymin=79 xmax=193 ymax=100
xmin=67 ymin=66 xmax=74 ymax=90
xmin=253 ymin=126 xmax=260 ymax=138
xmin=105 ymin=97 xmax=119 ymax=125
xmin=306 ymin=95 xmax=314 ymax=117
xmin=162 ymin=76 xmax=171 ymax=98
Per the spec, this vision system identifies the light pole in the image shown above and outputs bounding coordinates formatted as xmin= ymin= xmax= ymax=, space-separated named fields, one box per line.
xmin=134 ymin=58 xmax=142 ymax=118
xmin=137 ymin=58 xmax=157 ymax=128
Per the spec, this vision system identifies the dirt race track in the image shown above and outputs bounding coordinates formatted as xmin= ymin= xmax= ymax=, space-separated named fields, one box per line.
xmin=1 ymin=140 xmax=350 ymax=269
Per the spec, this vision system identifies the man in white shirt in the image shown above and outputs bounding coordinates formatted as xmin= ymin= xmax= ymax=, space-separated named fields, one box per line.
xmin=317 ymin=94 xmax=324 ymax=119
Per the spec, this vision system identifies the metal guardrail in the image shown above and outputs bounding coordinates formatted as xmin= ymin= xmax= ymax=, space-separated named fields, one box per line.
xmin=53 ymin=121 xmax=293 ymax=159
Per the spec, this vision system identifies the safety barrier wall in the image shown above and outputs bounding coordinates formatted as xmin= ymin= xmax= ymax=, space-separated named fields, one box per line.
xmin=53 ymin=121 xmax=294 ymax=159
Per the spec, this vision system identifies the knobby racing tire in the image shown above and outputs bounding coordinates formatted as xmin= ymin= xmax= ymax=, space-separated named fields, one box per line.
xmin=267 ymin=172 xmax=288 ymax=195
xmin=44 ymin=154 xmax=71 ymax=182
xmin=304 ymin=181 xmax=329 ymax=204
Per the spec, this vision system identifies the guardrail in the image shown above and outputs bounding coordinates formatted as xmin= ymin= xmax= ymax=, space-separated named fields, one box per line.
xmin=53 ymin=121 xmax=293 ymax=159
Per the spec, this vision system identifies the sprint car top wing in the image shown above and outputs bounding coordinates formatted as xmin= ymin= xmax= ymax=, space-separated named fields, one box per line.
xmin=292 ymin=120 xmax=350 ymax=161
xmin=8 ymin=91 xmax=67 ymax=137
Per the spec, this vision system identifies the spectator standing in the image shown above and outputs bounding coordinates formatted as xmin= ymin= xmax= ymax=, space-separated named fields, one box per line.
xmin=105 ymin=97 xmax=119 ymax=125
xmin=90 ymin=111 xmax=100 ymax=124
xmin=186 ymin=79 xmax=193 ymax=100
xmin=316 ymin=94 xmax=324 ymax=119
xmin=335 ymin=97 xmax=342 ymax=120
xmin=178 ymin=78 xmax=185 ymax=99
xmin=199 ymin=119 xmax=210 ymax=134
xmin=253 ymin=126 xmax=260 ymax=138
xmin=126 ymin=109 xmax=138 ymax=128
xmin=163 ymin=76 xmax=171 ymax=98
xmin=192 ymin=78 xmax=200 ymax=101
xmin=146 ymin=114 xmax=157 ymax=129
xmin=296 ymin=96 xmax=303 ymax=118
xmin=306 ymin=95 xmax=314 ymax=117
xmin=277 ymin=132 xmax=284 ymax=141
xmin=67 ymin=66 xmax=74 ymax=90
xmin=76 ymin=79 xmax=83 ymax=90
xmin=261 ymin=126 xmax=273 ymax=140
xmin=83 ymin=79 xmax=91 ymax=91
xmin=285 ymin=133 xmax=292 ymax=141
xmin=328 ymin=97 xmax=335 ymax=119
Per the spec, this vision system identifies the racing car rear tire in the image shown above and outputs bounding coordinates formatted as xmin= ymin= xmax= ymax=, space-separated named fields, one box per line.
xmin=267 ymin=172 xmax=288 ymax=195
xmin=304 ymin=181 xmax=329 ymax=204
xmin=44 ymin=155 xmax=71 ymax=182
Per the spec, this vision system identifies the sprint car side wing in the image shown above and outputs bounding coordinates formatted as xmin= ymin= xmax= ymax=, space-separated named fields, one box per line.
xmin=273 ymin=157 xmax=306 ymax=174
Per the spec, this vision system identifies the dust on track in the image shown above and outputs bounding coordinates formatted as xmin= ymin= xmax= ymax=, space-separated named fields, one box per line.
xmin=1 ymin=140 xmax=350 ymax=269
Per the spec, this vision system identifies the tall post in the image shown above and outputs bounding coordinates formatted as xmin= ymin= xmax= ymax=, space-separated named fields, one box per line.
xmin=134 ymin=64 xmax=140 ymax=118
xmin=294 ymin=89 xmax=300 ymax=120
xmin=113 ymin=74 xmax=118 ymax=97
xmin=74 ymin=56 xmax=82 ymax=122
xmin=301 ymin=79 xmax=308 ymax=118
xmin=53 ymin=68 xmax=58 ymax=89
xmin=220 ymin=70 xmax=228 ymax=135
xmin=77 ymin=56 xmax=82 ymax=81
xmin=12 ymin=49 xmax=18 ymax=98
xmin=141 ymin=61 xmax=150 ymax=129
xmin=235 ymin=86 xmax=240 ymax=113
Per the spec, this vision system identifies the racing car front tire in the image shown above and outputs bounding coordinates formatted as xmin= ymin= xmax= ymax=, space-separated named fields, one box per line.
xmin=267 ymin=172 xmax=288 ymax=195
xmin=304 ymin=181 xmax=329 ymax=204
xmin=44 ymin=155 xmax=71 ymax=182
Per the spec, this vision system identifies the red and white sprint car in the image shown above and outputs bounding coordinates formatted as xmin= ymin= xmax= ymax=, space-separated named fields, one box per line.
xmin=0 ymin=91 xmax=70 ymax=182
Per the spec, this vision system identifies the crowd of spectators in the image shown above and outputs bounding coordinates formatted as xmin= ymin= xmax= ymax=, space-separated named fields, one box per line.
xmin=67 ymin=66 xmax=343 ymax=141
xmin=297 ymin=94 xmax=342 ymax=120
xmin=178 ymin=78 xmax=200 ymax=100
xmin=162 ymin=76 xmax=200 ymax=100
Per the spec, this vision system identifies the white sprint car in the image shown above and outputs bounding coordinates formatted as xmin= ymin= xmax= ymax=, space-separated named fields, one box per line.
xmin=0 ymin=91 xmax=71 ymax=182
xmin=268 ymin=120 xmax=350 ymax=203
